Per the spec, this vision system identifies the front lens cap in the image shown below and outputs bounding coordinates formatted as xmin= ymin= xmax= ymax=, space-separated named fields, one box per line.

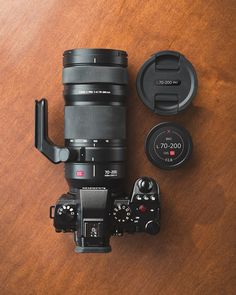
xmin=136 ymin=50 xmax=198 ymax=115
xmin=145 ymin=122 xmax=193 ymax=169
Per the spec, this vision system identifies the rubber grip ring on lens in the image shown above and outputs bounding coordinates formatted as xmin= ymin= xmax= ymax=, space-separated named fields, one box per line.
xmin=63 ymin=66 xmax=128 ymax=84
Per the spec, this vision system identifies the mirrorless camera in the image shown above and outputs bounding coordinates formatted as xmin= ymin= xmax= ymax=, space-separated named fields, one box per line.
xmin=35 ymin=49 xmax=161 ymax=253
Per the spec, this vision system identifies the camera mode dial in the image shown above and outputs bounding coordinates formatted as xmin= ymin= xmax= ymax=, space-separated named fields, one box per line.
xmin=113 ymin=204 xmax=131 ymax=223
xmin=57 ymin=204 xmax=75 ymax=221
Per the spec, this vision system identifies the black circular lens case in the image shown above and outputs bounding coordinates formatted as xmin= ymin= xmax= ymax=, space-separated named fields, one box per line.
xmin=145 ymin=122 xmax=193 ymax=169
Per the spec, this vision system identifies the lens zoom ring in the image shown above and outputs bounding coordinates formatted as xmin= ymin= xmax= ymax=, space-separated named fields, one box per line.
xmin=63 ymin=66 xmax=128 ymax=85
xmin=64 ymin=105 xmax=126 ymax=139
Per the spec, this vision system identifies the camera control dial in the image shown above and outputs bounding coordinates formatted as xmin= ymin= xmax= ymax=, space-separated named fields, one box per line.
xmin=145 ymin=220 xmax=160 ymax=235
xmin=113 ymin=204 xmax=131 ymax=223
xmin=57 ymin=205 xmax=75 ymax=221
xmin=138 ymin=177 xmax=153 ymax=193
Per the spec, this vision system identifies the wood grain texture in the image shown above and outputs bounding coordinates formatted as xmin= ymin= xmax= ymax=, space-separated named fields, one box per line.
xmin=0 ymin=1 xmax=236 ymax=294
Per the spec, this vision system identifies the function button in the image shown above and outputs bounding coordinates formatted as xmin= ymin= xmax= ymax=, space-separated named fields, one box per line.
xmin=135 ymin=194 xmax=143 ymax=201
xmin=143 ymin=195 xmax=149 ymax=201
xmin=150 ymin=195 xmax=156 ymax=201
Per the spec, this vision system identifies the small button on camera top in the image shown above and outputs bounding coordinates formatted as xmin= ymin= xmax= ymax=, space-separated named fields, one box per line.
xmin=135 ymin=194 xmax=142 ymax=201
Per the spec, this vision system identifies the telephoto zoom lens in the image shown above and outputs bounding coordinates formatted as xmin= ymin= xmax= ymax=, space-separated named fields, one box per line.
xmin=62 ymin=49 xmax=128 ymax=192
xmin=35 ymin=49 xmax=161 ymax=253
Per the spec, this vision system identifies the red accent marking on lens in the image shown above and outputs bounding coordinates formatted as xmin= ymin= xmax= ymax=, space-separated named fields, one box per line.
xmin=76 ymin=170 xmax=84 ymax=177
xmin=170 ymin=150 xmax=175 ymax=156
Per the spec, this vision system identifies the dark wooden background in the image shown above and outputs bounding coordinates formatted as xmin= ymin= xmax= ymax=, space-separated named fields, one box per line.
xmin=0 ymin=1 xmax=235 ymax=294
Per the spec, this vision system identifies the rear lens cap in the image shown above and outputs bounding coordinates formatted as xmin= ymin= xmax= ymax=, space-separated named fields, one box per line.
xmin=145 ymin=122 xmax=193 ymax=169
xmin=136 ymin=50 xmax=198 ymax=115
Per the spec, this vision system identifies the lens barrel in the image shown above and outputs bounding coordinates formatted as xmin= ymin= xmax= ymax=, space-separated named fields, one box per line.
xmin=62 ymin=49 xmax=128 ymax=190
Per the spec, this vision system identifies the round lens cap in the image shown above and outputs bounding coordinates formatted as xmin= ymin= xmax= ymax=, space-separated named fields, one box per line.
xmin=145 ymin=122 xmax=193 ymax=169
xmin=136 ymin=50 xmax=198 ymax=115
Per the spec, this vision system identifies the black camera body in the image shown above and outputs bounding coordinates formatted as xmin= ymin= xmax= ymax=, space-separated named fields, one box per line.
xmin=35 ymin=49 xmax=161 ymax=253
xmin=50 ymin=178 xmax=160 ymax=252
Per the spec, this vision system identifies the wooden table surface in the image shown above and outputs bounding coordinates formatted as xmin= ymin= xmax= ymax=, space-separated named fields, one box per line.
xmin=0 ymin=1 xmax=235 ymax=294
